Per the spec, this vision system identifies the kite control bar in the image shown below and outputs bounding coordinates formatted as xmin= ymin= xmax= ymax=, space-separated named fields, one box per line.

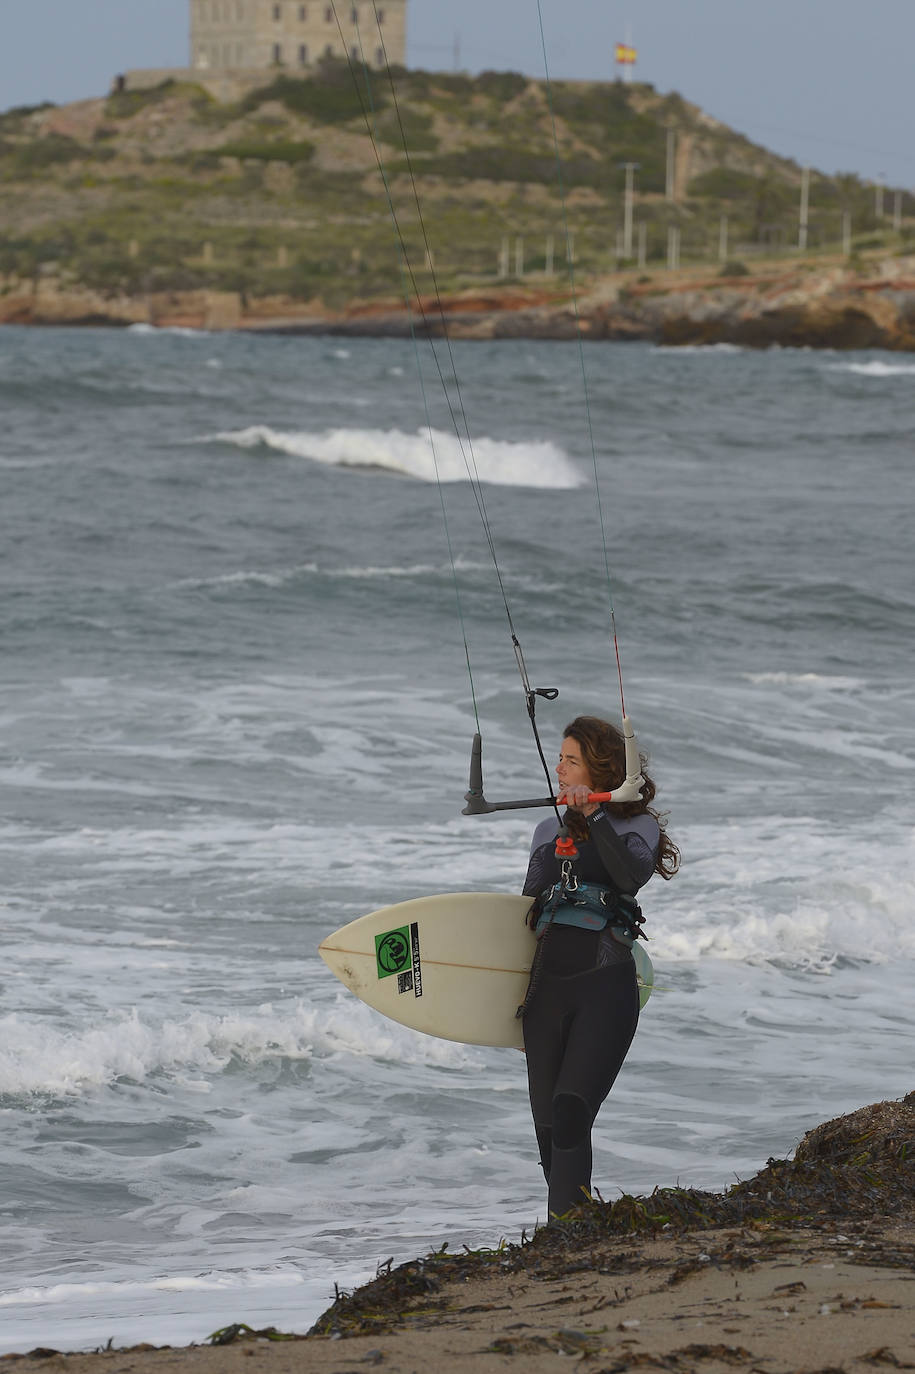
xmin=462 ymin=717 xmax=645 ymax=816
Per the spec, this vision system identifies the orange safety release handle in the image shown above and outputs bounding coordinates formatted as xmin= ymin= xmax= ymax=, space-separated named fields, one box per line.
xmin=554 ymin=832 xmax=579 ymax=860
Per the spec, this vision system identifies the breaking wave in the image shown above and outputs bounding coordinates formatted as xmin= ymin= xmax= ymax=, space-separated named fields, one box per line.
xmin=204 ymin=425 xmax=584 ymax=489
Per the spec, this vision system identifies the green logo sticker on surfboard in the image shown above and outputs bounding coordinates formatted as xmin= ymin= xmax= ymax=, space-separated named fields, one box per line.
xmin=375 ymin=927 xmax=411 ymax=979
xmin=375 ymin=922 xmax=423 ymax=998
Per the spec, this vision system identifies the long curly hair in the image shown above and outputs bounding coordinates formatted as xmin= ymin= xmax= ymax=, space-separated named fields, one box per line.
xmin=561 ymin=715 xmax=680 ymax=879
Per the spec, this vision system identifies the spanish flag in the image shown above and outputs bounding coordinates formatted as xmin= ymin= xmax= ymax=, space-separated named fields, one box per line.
xmin=615 ymin=43 xmax=637 ymax=65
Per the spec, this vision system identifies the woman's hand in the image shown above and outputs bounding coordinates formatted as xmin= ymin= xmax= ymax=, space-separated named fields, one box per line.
xmin=557 ymin=784 xmax=598 ymax=817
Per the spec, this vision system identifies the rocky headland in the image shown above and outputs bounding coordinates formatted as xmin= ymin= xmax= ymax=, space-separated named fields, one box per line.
xmin=5 ymin=256 xmax=915 ymax=350
xmin=3 ymin=70 xmax=914 ymax=348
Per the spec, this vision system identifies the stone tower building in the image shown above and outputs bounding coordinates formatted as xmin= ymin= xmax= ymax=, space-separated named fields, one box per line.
xmin=189 ymin=1 xmax=407 ymax=74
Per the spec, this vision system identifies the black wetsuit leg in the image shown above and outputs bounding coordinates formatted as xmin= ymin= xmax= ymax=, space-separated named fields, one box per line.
xmin=523 ymin=954 xmax=639 ymax=1218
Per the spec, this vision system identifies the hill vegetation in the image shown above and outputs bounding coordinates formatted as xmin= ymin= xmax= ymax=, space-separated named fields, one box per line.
xmin=0 ymin=62 xmax=912 ymax=314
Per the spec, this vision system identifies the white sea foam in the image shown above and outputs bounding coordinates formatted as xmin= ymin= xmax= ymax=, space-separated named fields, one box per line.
xmin=827 ymin=359 xmax=915 ymax=377
xmin=0 ymin=997 xmax=476 ymax=1098
xmin=651 ymin=814 xmax=915 ymax=970
xmin=652 ymin=343 xmax=743 ymax=355
xmin=0 ymin=1269 xmax=311 ymax=1309
xmin=127 ymin=323 xmax=210 ymax=338
xmin=742 ymin=671 xmax=864 ymax=691
xmin=205 ymin=425 xmax=584 ymax=488
xmin=174 ymin=555 xmax=491 ymax=592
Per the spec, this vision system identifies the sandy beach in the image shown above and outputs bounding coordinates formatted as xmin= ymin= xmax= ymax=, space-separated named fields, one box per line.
xmin=4 ymin=1218 xmax=914 ymax=1373
xmin=5 ymin=1099 xmax=913 ymax=1374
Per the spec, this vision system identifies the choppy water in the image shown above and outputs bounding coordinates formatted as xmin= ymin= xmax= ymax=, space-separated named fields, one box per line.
xmin=1 ymin=325 xmax=913 ymax=1353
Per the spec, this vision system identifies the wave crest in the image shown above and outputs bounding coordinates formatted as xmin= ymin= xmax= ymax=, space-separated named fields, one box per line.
xmin=205 ymin=425 xmax=583 ymax=489
xmin=828 ymin=359 xmax=915 ymax=377
xmin=0 ymin=997 xmax=476 ymax=1099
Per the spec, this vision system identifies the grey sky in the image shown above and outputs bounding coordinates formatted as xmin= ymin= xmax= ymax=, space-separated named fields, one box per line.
xmin=2 ymin=0 xmax=913 ymax=189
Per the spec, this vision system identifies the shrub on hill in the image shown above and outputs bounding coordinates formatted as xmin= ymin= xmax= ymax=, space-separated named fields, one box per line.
xmin=474 ymin=70 xmax=531 ymax=102
xmin=689 ymin=168 xmax=764 ymax=200
xmin=390 ymin=146 xmax=604 ymax=189
xmin=211 ymin=139 xmax=316 ymax=163
xmin=0 ymin=133 xmax=100 ymax=175
xmin=398 ymin=68 xmax=474 ymax=101
xmin=241 ymin=61 xmax=389 ymax=123
xmin=373 ymin=106 xmax=439 ymax=153
xmin=0 ymin=101 xmax=57 ymax=127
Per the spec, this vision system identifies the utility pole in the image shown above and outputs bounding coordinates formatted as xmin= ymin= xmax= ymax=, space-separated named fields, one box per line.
xmin=875 ymin=174 xmax=885 ymax=219
xmin=893 ymin=190 xmax=903 ymax=233
xmin=667 ymin=224 xmax=680 ymax=271
xmin=718 ymin=214 xmax=729 ymax=264
xmin=620 ymin=162 xmax=639 ymax=259
xmin=798 ymin=166 xmax=810 ymax=251
xmin=665 ymin=127 xmax=677 ymax=202
xmin=637 ymin=221 xmax=647 ymax=269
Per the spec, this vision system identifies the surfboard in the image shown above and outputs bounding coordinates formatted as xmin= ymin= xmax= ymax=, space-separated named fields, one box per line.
xmin=318 ymin=893 xmax=654 ymax=1050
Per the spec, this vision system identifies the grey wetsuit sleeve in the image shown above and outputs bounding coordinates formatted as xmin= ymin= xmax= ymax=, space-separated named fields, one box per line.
xmin=521 ymin=817 xmax=560 ymax=897
xmin=586 ymin=808 xmax=659 ymax=893
xmin=523 ymin=841 xmax=555 ymax=898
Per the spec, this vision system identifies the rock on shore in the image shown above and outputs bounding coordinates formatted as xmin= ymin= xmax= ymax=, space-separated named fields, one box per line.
xmin=4 ymin=256 xmax=915 ymax=349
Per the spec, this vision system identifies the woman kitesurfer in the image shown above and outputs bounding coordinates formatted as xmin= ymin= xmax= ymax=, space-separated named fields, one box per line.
xmin=520 ymin=716 xmax=679 ymax=1219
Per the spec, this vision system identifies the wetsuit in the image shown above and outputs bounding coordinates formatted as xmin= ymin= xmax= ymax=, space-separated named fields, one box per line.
xmin=521 ymin=806 xmax=659 ymax=1217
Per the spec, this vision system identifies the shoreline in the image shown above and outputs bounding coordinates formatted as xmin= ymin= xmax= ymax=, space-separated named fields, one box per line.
xmin=6 ymin=1218 xmax=914 ymax=1373
xmin=6 ymin=1097 xmax=913 ymax=1373
xmin=4 ymin=256 xmax=915 ymax=350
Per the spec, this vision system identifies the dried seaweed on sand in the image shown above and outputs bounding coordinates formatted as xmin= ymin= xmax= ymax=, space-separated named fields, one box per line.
xmin=310 ymin=1094 xmax=914 ymax=1338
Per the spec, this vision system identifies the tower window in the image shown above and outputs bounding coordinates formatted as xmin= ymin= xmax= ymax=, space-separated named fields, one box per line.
xmin=351 ymin=6 xmax=358 ymax=22
xmin=273 ymin=4 xmax=282 ymax=20
xmin=377 ymin=8 xmax=385 ymax=21
xmin=298 ymin=4 xmax=307 ymax=18
xmin=299 ymin=43 xmax=308 ymax=64
xmin=273 ymin=42 xmax=283 ymax=62
xmin=325 ymin=6 xmax=333 ymax=21
xmin=375 ymin=46 xmax=384 ymax=66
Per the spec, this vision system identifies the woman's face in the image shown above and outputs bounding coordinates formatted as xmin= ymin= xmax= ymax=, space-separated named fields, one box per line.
xmin=556 ymin=736 xmax=593 ymax=792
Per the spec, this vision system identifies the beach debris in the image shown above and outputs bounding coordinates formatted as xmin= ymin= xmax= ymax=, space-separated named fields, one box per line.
xmin=587 ymin=1344 xmax=757 ymax=1370
xmin=206 ymin=1322 xmax=301 ymax=1345
xmin=486 ymin=1327 xmax=602 ymax=1357
xmin=858 ymin=1349 xmax=915 ymax=1368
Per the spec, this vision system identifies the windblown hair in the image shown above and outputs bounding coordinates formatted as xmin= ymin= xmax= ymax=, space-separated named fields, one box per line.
xmin=561 ymin=715 xmax=680 ymax=879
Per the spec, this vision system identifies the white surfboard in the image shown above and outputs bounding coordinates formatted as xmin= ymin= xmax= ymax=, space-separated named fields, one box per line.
xmin=318 ymin=893 xmax=654 ymax=1050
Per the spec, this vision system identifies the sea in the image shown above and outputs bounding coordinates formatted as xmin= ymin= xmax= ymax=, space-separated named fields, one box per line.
xmin=1 ymin=324 xmax=913 ymax=1355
